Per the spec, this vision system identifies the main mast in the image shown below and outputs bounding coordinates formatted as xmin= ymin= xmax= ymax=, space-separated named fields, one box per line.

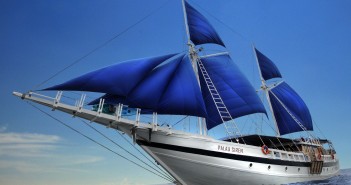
xmin=181 ymin=0 xmax=207 ymax=135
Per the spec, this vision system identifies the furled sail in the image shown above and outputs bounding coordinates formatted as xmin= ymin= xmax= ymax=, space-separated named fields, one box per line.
xmin=184 ymin=1 xmax=225 ymax=47
xmin=46 ymin=54 xmax=207 ymax=118
xmin=269 ymin=82 xmax=313 ymax=135
xmin=255 ymin=48 xmax=282 ymax=81
xmin=199 ymin=54 xmax=267 ymax=129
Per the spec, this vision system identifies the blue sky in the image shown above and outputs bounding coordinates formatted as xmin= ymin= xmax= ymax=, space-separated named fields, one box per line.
xmin=1 ymin=0 xmax=351 ymax=184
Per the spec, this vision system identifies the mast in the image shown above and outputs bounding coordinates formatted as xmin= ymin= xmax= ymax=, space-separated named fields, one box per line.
xmin=252 ymin=45 xmax=281 ymax=136
xmin=181 ymin=0 xmax=190 ymax=44
xmin=181 ymin=0 xmax=207 ymax=135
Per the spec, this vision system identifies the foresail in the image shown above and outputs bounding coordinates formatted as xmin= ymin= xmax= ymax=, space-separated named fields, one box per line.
xmin=269 ymin=82 xmax=313 ymax=135
xmin=255 ymin=48 xmax=282 ymax=81
xmin=44 ymin=54 xmax=177 ymax=95
xmin=184 ymin=1 xmax=225 ymax=47
xmin=199 ymin=54 xmax=266 ymax=130
xmin=48 ymin=54 xmax=207 ymax=118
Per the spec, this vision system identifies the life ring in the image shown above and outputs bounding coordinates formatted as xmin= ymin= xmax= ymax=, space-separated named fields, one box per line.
xmin=261 ymin=145 xmax=270 ymax=155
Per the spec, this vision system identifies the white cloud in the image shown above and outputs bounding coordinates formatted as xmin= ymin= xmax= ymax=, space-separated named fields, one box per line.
xmin=68 ymin=156 xmax=103 ymax=165
xmin=0 ymin=143 xmax=56 ymax=157
xmin=0 ymin=132 xmax=103 ymax=174
xmin=0 ymin=132 xmax=60 ymax=144
xmin=0 ymin=160 xmax=53 ymax=173
xmin=0 ymin=132 xmax=60 ymax=157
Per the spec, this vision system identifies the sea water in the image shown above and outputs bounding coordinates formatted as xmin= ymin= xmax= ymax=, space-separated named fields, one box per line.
xmin=287 ymin=168 xmax=351 ymax=185
xmin=160 ymin=169 xmax=351 ymax=185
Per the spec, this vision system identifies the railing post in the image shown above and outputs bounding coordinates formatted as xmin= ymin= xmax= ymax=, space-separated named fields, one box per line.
xmin=97 ymin=98 xmax=105 ymax=114
xmin=167 ymin=124 xmax=172 ymax=135
xmin=91 ymin=98 xmax=104 ymax=122
xmin=152 ymin=112 xmax=158 ymax=131
xmin=115 ymin=103 xmax=121 ymax=120
xmin=52 ymin=91 xmax=63 ymax=110
xmin=135 ymin=108 xmax=140 ymax=127
xmin=76 ymin=94 xmax=86 ymax=113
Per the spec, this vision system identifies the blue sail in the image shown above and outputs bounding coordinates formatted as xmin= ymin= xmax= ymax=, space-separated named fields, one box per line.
xmin=185 ymin=1 xmax=225 ymax=47
xmin=44 ymin=54 xmax=177 ymax=95
xmin=123 ymin=54 xmax=207 ymax=117
xmin=88 ymin=94 xmax=126 ymax=105
xmin=255 ymin=48 xmax=282 ymax=81
xmin=199 ymin=54 xmax=267 ymax=129
xmin=47 ymin=54 xmax=207 ymax=118
xmin=269 ymin=82 xmax=313 ymax=135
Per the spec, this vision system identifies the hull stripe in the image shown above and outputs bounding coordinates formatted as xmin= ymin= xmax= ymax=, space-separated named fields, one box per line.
xmin=137 ymin=140 xmax=337 ymax=167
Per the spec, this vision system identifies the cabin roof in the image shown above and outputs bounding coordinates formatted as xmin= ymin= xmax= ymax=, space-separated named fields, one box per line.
xmin=222 ymin=134 xmax=330 ymax=148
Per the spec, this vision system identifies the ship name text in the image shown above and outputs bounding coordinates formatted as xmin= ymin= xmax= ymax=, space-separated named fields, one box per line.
xmin=217 ymin=145 xmax=243 ymax=154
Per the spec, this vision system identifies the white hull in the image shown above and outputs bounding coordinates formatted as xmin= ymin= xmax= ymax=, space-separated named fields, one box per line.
xmin=137 ymin=130 xmax=339 ymax=185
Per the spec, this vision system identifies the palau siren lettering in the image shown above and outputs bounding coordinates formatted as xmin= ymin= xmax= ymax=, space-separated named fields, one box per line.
xmin=217 ymin=145 xmax=244 ymax=154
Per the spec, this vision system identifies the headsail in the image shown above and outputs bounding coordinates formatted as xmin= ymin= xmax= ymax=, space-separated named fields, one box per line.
xmin=269 ymin=82 xmax=313 ymax=135
xmin=184 ymin=1 xmax=225 ymax=47
xmin=199 ymin=54 xmax=266 ymax=129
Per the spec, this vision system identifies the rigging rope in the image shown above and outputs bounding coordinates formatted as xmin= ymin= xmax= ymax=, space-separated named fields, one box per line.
xmin=26 ymin=101 xmax=174 ymax=183
xmin=312 ymin=119 xmax=328 ymax=140
xmin=34 ymin=0 xmax=171 ymax=90
xmin=79 ymin=119 xmax=175 ymax=182
xmin=170 ymin=116 xmax=189 ymax=127
xmin=115 ymin=131 xmax=172 ymax=179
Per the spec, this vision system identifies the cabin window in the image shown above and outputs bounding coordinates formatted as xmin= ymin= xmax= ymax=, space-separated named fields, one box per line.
xmin=281 ymin=153 xmax=288 ymax=160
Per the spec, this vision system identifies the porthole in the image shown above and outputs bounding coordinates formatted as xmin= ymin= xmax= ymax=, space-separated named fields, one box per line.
xmin=249 ymin=163 xmax=253 ymax=168
xmin=285 ymin=167 xmax=288 ymax=171
xmin=268 ymin=165 xmax=271 ymax=170
xmin=298 ymin=168 xmax=300 ymax=172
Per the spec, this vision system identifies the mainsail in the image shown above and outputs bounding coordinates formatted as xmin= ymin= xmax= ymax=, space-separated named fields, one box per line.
xmin=255 ymin=48 xmax=313 ymax=135
xmin=269 ymin=82 xmax=313 ymax=135
xmin=44 ymin=1 xmax=266 ymax=130
xmin=199 ymin=54 xmax=266 ymax=129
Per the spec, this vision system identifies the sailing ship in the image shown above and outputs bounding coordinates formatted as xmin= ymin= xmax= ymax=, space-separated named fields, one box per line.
xmin=13 ymin=1 xmax=339 ymax=184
